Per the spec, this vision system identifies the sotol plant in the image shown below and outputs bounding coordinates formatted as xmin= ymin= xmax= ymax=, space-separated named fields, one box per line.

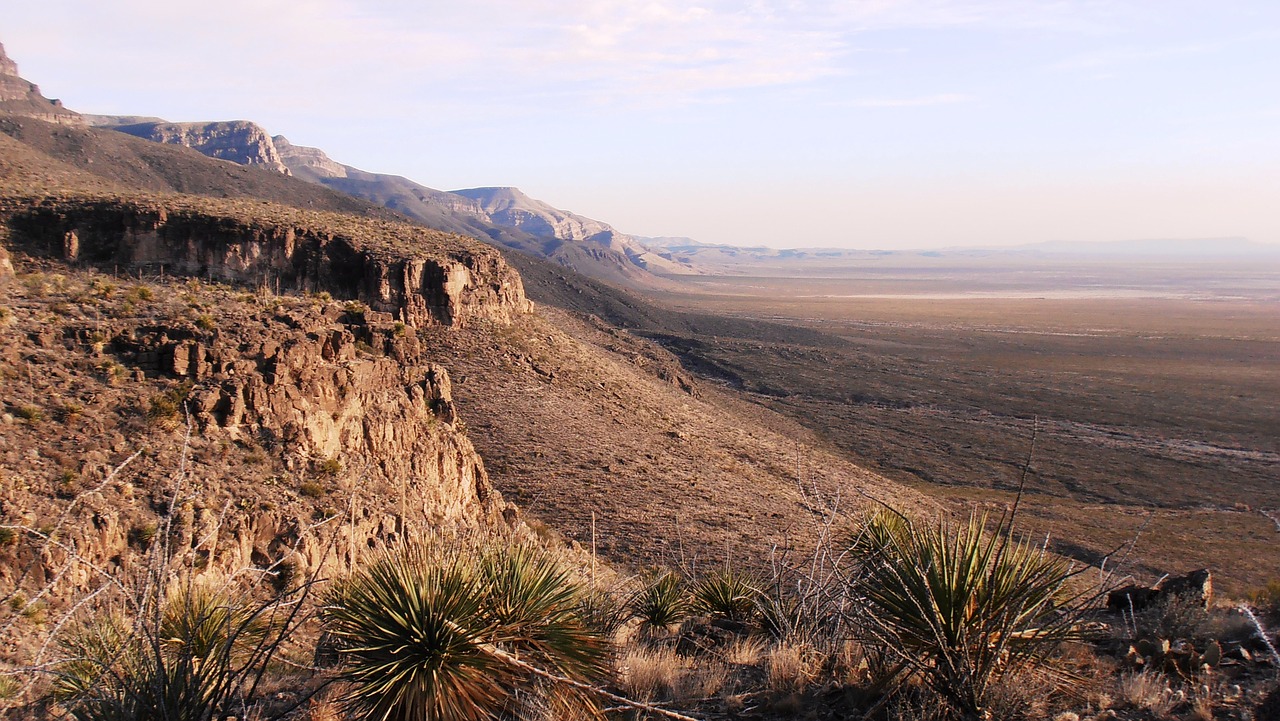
xmin=322 ymin=542 xmax=610 ymax=721
xmin=851 ymin=510 xmax=1083 ymax=720
xmin=629 ymin=572 xmax=690 ymax=634
xmin=53 ymin=582 xmax=294 ymax=721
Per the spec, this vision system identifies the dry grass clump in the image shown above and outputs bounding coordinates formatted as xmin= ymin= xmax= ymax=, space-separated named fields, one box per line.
xmin=723 ymin=636 xmax=766 ymax=666
xmin=1117 ymin=671 xmax=1179 ymax=717
xmin=766 ymin=642 xmax=822 ymax=694
xmin=619 ymin=646 xmax=687 ymax=701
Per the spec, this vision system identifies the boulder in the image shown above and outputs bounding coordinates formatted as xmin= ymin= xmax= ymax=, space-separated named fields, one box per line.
xmin=1107 ymin=568 xmax=1213 ymax=613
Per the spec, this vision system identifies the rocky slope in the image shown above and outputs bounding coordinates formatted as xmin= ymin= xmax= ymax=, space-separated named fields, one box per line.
xmin=0 ymin=42 xmax=83 ymax=126
xmin=114 ymin=120 xmax=292 ymax=174
xmin=0 ymin=187 xmax=535 ymax=667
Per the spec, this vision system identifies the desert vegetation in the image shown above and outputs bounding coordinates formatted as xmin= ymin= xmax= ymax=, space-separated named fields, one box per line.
xmin=8 ymin=440 xmax=1279 ymax=721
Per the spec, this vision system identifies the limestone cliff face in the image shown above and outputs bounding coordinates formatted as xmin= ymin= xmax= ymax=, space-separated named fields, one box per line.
xmin=0 ymin=41 xmax=85 ymax=126
xmin=452 ymin=187 xmax=612 ymax=242
xmin=0 ymin=195 xmax=531 ymax=327
xmin=114 ymin=121 xmax=291 ymax=174
xmin=273 ymin=135 xmax=347 ymax=180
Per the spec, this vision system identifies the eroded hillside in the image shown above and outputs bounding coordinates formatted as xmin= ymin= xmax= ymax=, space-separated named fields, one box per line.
xmin=0 ymin=187 xmax=536 ymax=669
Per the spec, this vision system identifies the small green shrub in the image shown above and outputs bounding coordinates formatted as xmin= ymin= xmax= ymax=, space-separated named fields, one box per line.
xmin=194 ymin=314 xmax=216 ymax=331
xmin=126 ymin=286 xmax=154 ymax=303
xmin=317 ymin=457 xmax=342 ymax=476
xmin=392 ymin=321 xmax=407 ymax=337
xmin=127 ymin=522 xmax=159 ymax=550
xmin=299 ymin=481 xmax=326 ymax=499
xmin=630 ymin=572 xmax=690 ymax=633
xmin=342 ymin=300 xmax=366 ymax=319
xmin=0 ymin=527 xmax=17 ymax=546
xmin=145 ymin=386 xmax=191 ymax=428
xmin=13 ymin=404 xmax=43 ymax=422
xmin=691 ymin=568 xmax=761 ymax=624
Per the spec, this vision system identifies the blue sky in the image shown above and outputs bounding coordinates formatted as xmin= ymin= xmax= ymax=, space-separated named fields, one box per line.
xmin=5 ymin=1 xmax=1279 ymax=249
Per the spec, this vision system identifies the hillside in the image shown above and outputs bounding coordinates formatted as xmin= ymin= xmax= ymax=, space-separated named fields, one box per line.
xmin=0 ymin=101 xmax=922 ymax=613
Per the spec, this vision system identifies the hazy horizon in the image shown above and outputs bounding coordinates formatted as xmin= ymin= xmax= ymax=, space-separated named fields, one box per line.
xmin=6 ymin=1 xmax=1279 ymax=251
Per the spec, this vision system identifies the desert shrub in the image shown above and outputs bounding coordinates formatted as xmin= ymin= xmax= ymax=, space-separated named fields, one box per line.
xmin=57 ymin=402 xmax=84 ymax=423
xmin=52 ymin=583 xmax=283 ymax=721
xmin=316 ymin=458 xmax=342 ymax=476
xmin=299 ymin=482 xmax=326 ymax=499
xmin=691 ymin=568 xmax=761 ymax=625
xmin=13 ymin=404 xmax=42 ymax=422
xmin=850 ymin=510 xmax=1082 ymax=720
xmin=322 ymin=542 xmax=610 ymax=721
xmin=630 ymin=572 xmax=690 ymax=634
xmin=1249 ymin=578 xmax=1280 ymax=620
xmin=342 ymin=301 xmax=366 ymax=320
xmin=126 ymin=286 xmax=154 ymax=303
xmin=127 ymin=522 xmax=159 ymax=550
xmin=195 ymin=314 xmax=217 ymax=331
xmin=146 ymin=386 xmax=191 ymax=429
xmin=1134 ymin=592 xmax=1213 ymax=641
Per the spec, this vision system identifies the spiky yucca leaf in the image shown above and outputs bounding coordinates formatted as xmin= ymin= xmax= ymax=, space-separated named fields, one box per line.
xmin=323 ymin=542 xmax=609 ymax=721
xmin=323 ymin=546 xmax=505 ymax=721
xmin=691 ymin=568 xmax=761 ymax=624
xmin=629 ymin=572 xmax=690 ymax=632
xmin=477 ymin=545 xmax=610 ymax=695
xmin=854 ymin=511 xmax=1079 ymax=719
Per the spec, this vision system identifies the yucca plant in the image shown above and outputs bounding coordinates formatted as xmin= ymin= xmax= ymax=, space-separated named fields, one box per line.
xmin=851 ymin=511 xmax=1082 ymax=720
xmin=691 ymin=568 xmax=761 ymax=625
xmin=629 ymin=572 xmax=690 ymax=634
xmin=322 ymin=542 xmax=610 ymax=721
xmin=53 ymin=581 xmax=291 ymax=721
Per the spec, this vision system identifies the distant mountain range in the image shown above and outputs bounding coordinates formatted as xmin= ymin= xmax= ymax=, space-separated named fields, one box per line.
xmin=68 ymin=113 xmax=695 ymax=287
xmin=3 ymin=39 xmax=1271 ymax=282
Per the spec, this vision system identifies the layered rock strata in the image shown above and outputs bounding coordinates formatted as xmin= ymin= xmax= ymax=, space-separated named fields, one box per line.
xmin=0 ymin=194 xmax=531 ymax=327
xmin=0 ymin=41 xmax=85 ymax=126
xmin=114 ymin=121 xmax=291 ymax=174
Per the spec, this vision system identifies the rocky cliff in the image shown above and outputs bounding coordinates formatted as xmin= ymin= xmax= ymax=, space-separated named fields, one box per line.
xmin=273 ymin=134 xmax=348 ymax=180
xmin=0 ymin=42 xmax=84 ymax=126
xmin=0 ymin=193 xmax=531 ymax=327
xmin=114 ymin=121 xmax=291 ymax=174
xmin=0 ymin=191 xmax=533 ymax=663
xmin=0 ymin=275 xmax=521 ymax=616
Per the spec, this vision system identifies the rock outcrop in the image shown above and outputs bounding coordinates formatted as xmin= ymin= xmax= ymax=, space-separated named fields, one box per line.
xmin=0 ymin=195 xmax=532 ymax=652
xmin=451 ymin=187 xmax=691 ymax=276
xmin=1107 ymin=568 xmax=1214 ymax=613
xmin=0 ymin=194 xmax=531 ymax=327
xmin=273 ymin=135 xmax=347 ymax=180
xmin=0 ymin=42 xmax=85 ymax=126
xmin=114 ymin=121 xmax=291 ymax=174
xmin=0 ymin=282 xmax=521 ymax=606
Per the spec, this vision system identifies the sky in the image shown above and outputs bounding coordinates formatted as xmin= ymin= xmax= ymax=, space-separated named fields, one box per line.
xmin=4 ymin=1 xmax=1280 ymax=249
